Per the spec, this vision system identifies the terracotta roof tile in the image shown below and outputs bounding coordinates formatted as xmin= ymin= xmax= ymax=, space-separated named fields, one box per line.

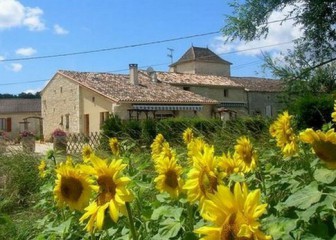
xmin=58 ymin=70 xmax=218 ymax=104
xmin=231 ymin=77 xmax=283 ymax=92
xmin=170 ymin=46 xmax=231 ymax=66
xmin=155 ymin=71 xmax=242 ymax=87
xmin=0 ymin=99 xmax=41 ymax=113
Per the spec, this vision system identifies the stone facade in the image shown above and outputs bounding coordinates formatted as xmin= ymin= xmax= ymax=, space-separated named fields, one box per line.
xmin=42 ymin=70 xmax=217 ymax=136
xmin=247 ymin=91 xmax=283 ymax=117
xmin=41 ymin=74 xmax=81 ymax=139
xmin=170 ymin=61 xmax=231 ymax=77
xmin=0 ymin=112 xmax=41 ymax=137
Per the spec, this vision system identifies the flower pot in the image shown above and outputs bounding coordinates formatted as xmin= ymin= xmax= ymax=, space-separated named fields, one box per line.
xmin=53 ymin=136 xmax=67 ymax=153
xmin=21 ymin=136 xmax=35 ymax=153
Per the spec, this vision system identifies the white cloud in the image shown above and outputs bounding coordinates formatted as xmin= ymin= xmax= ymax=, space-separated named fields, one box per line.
xmin=211 ymin=5 xmax=303 ymax=57
xmin=53 ymin=24 xmax=69 ymax=35
xmin=0 ymin=0 xmax=45 ymax=31
xmin=24 ymin=88 xmax=40 ymax=94
xmin=0 ymin=55 xmax=5 ymax=61
xmin=16 ymin=47 xmax=36 ymax=56
xmin=10 ymin=63 xmax=22 ymax=72
xmin=23 ymin=7 xmax=45 ymax=31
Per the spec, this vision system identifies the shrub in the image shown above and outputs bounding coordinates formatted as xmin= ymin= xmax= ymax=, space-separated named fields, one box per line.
xmin=52 ymin=128 xmax=67 ymax=137
xmin=20 ymin=130 xmax=35 ymax=138
xmin=141 ymin=119 xmax=157 ymax=144
xmin=290 ymin=94 xmax=334 ymax=130
xmin=0 ymin=153 xmax=42 ymax=212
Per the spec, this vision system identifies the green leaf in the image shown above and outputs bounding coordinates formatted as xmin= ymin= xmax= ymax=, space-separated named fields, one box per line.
xmin=314 ymin=168 xmax=336 ymax=184
xmin=284 ymin=181 xmax=322 ymax=209
xmin=183 ymin=231 xmax=198 ymax=240
xmin=229 ymin=173 xmax=245 ymax=182
xmin=264 ymin=216 xmax=297 ymax=239
xmin=151 ymin=206 xmax=183 ymax=221
xmin=159 ymin=218 xmax=182 ymax=239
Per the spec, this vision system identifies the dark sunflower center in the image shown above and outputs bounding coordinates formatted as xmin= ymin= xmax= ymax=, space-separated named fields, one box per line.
xmin=61 ymin=177 xmax=83 ymax=201
xmin=199 ymin=170 xmax=218 ymax=195
xmin=83 ymin=149 xmax=91 ymax=157
xmin=97 ymin=176 xmax=116 ymax=204
xmin=220 ymin=213 xmax=251 ymax=240
xmin=313 ymin=141 xmax=336 ymax=163
xmin=164 ymin=170 xmax=178 ymax=189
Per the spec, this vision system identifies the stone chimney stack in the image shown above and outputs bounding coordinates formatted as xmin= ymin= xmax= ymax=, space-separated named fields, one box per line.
xmin=129 ymin=64 xmax=138 ymax=85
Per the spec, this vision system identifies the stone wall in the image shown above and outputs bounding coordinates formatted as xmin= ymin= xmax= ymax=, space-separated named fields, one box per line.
xmin=170 ymin=61 xmax=230 ymax=77
xmin=0 ymin=112 xmax=41 ymax=137
xmin=41 ymin=74 xmax=80 ymax=139
xmin=247 ymin=91 xmax=284 ymax=117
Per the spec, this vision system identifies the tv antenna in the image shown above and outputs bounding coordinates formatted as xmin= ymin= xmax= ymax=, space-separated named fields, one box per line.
xmin=167 ymin=48 xmax=174 ymax=64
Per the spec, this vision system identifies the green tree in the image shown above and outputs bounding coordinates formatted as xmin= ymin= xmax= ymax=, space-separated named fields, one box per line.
xmin=222 ymin=0 xmax=336 ymax=99
xmin=223 ymin=0 xmax=336 ymax=60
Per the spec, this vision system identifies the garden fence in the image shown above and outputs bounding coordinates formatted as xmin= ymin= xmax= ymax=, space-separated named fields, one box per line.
xmin=66 ymin=132 xmax=102 ymax=154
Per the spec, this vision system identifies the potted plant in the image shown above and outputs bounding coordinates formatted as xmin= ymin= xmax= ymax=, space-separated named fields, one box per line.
xmin=20 ymin=130 xmax=35 ymax=153
xmin=52 ymin=128 xmax=67 ymax=153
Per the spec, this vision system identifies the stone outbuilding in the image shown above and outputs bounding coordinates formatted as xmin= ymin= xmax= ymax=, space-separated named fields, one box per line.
xmin=41 ymin=64 xmax=218 ymax=137
xmin=0 ymin=98 xmax=42 ymax=138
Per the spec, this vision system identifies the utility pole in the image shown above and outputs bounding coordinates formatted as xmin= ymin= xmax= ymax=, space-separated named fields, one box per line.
xmin=167 ymin=48 xmax=174 ymax=64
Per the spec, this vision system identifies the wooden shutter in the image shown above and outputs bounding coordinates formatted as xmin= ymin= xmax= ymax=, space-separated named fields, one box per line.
xmin=6 ymin=118 xmax=12 ymax=132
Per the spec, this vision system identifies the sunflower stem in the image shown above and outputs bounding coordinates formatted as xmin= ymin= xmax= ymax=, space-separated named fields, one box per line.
xmin=187 ymin=203 xmax=195 ymax=231
xmin=126 ymin=202 xmax=137 ymax=240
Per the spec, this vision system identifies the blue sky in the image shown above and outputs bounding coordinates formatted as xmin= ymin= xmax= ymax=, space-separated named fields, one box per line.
xmin=0 ymin=0 xmax=301 ymax=94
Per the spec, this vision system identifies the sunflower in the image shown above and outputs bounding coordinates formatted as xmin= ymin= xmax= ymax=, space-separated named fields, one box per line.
xmin=300 ymin=128 xmax=336 ymax=169
xmin=154 ymin=150 xmax=184 ymax=198
xmin=183 ymin=128 xmax=194 ymax=145
xmin=332 ymin=101 xmax=336 ymax=123
xmin=151 ymin=133 xmax=166 ymax=161
xmin=80 ymin=156 xmax=133 ymax=232
xmin=218 ymin=152 xmax=244 ymax=176
xmin=54 ymin=163 xmax=93 ymax=211
xmin=82 ymin=144 xmax=93 ymax=162
xmin=109 ymin=137 xmax=120 ymax=156
xmin=233 ymin=136 xmax=257 ymax=172
xmin=195 ymin=183 xmax=271 ymax=240
xmin=184 ymin=145 xmax=224 ymax=206
xmin=187 ymin=137 xmax=207 ymax=166
xmin=269 ymin=111 xmax=298 ymax=157
xmin=38 ymin=159 xmax=47 ymax=178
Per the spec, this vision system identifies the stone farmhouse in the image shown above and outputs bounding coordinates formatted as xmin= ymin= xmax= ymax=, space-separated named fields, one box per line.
xmin=0 ymin=98 xmax=42 ymax=138
xmin=41 ymin=46 xmax=283 ymax=137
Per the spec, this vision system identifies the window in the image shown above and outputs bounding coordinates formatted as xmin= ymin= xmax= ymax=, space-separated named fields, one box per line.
xmin=100 ymin=111 xmax=110 ymax=128
xmin=183 ymin=86 xmax=190 ymax=91
xmin=0 ymin=118 xmax=7 ymax=131
xmin=92 ymin=97 xmax=95 ymax=102
xmin=60 ymin=116 xmax=63 ymax=126
xmin=65 ymin=114 xmax=70 ymax=129
xmin=0 ymin=118 xmax=11 ymax=132
xmin=223 ymin=89 xmax=229 ymax=97
xmin=60 ymin=86 xmax=63 ymax=93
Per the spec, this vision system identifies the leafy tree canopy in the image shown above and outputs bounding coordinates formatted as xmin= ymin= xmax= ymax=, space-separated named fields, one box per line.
xmin=0 ymin=92 xmax=40 ymax=99
xmin=222 ymin=0 xmax=336 ymax=98
xmin=223 ymin=0 xmax=336 ymax=61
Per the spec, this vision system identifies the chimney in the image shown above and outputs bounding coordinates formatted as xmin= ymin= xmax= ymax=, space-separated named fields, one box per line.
xmin=150 ymin=72 xmax=157 ymax=83
xmin=129 ymin=64 xmax=138 ymax=85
